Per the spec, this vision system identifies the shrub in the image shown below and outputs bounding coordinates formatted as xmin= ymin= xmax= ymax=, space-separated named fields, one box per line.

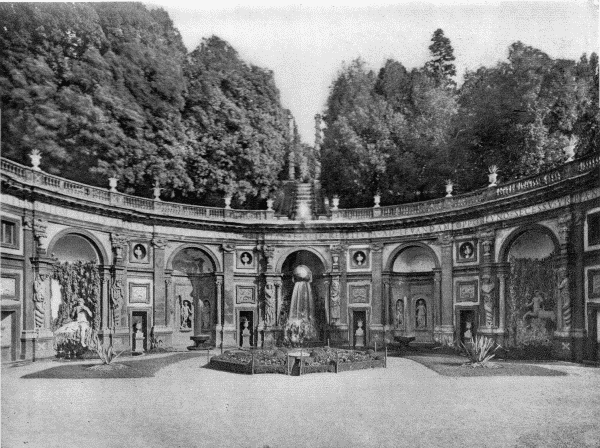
xmin=459 ymin=335 xmax=501 ymax=368
xmin=92 ymin=334 xmax=125 ymax=365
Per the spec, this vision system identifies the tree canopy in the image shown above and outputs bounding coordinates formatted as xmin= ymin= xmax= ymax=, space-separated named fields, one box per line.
xmin=0 ymin=3 xmax=290 ymax=207
xmin=321 ymin=31 xmax=598 ymax=207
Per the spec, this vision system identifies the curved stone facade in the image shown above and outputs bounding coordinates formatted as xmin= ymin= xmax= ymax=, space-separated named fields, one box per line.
xmin=1 ymin=155 xmax=599 ymax=361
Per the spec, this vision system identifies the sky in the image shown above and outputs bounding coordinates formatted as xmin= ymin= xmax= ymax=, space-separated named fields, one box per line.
xmin=149 ymin=0 xmax=599 ymax=144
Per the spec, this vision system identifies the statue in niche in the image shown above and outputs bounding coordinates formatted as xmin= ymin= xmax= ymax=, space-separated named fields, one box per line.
xmin=264 ymin=282 xmax=275 ymax=326
xmin=200 ymin=299 xmax=211 ymax=332
xmin=133 ymin=244 xmax=146 ymax=260
xmin=330 ymin=278 xmax=341 ymax=323
xmin=110 ymin=277 xmax=124 ymax=327
xmin=416 ymin=299 xmax=427 ymax=329
xmin=55 ymin=298 xmax=93 ymax=349
xmin=558 ymin=269 xmax=571 ymax=331
xmin=179 ymin=296 xmax=193 ymax=330
xmin=395 ymin=298 xmax=404 ymax=328
xmin=464 ymin=321 xmax=473 ymax=340
xmin=523 ymin=291 xmax=556 ymax=323
xmin=73 ymin=298 xmax=93 ymax=347
xmin=481 ymin=279 xmax=495 ymax=327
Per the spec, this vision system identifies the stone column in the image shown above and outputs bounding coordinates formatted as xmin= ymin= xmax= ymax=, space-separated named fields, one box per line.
xmin=571 ymin=210 xmax=585 ymax=361
xmin=214 ymin=275 xmax=223 ymax=347
xmin=20 ymin=216 xmax=35 ymax=359
xmin=497 ymin=263 xmax=509 ymax=341
xmin=478 ymin=229 xmax=497 ymax=337
xmin=382 ymin=277 xmax=391 ymax=331
xmin=273 ymin=279 xmax=282 ymax=326
xmin=101 ymin=272 xmax=110 ymax=335
xmin=437 ymin=233 xmax=454 ymax=345
xmin=370 ymin=243 xmax=384 ymax=342
xmin=221 ymin=243 xmax=236 ymax=347
xmin=110 ymin=233 xmax=128 ymax=347
xmin=432 ymin=269 xmax=442 ymax=340
xmin=151 ymin=237 xmax=169 ymax=341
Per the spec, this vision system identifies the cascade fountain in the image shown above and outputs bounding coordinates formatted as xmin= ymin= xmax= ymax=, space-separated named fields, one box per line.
xmin=285 ymin=265 xmax=317 ymax=345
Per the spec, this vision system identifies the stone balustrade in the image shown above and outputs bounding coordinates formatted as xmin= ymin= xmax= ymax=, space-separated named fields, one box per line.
xmin=1 ymin=153 xmax=598 ymax=223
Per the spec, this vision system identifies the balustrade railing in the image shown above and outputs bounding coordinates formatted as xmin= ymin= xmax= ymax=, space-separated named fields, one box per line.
xmin=1 ymin=152 xmax=598 ymax=222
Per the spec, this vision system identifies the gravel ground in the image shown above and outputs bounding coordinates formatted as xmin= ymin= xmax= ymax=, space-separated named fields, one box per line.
xmin=2 ymin=355 xmax=600 ymax=448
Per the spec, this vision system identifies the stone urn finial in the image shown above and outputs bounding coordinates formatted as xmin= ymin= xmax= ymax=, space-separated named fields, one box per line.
xmin=266 ymin=198 xmax=274 ymax=211
xmin=224 ymin=194 xmax=232 ymax=209
xmin=445 ymin=180 xmax=453 ymax=198
xmin=563 ymin=136 xmax=577 ymax=162
xmin=373 ymin=192 xmax=381 ymax=208
xmin=488 ymin=165 xmax=498 ymax=187
xmin=108 ymin=177 xmax=118 ymax=192
xmin=331 ymin=195 xmax=339 ymax=211
xmin=29 ymin=149 xmax=42 ymax=171
xmin=153 ymin=180 xmax=161 ymax=201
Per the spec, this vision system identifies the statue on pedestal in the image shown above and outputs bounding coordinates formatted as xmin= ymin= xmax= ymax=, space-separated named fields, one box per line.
xmin=200 ymin=299 xmax=211 ymax=332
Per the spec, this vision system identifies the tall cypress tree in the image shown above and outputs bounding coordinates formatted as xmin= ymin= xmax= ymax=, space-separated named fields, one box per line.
xmin=424 ymin=28 xmax=456 ymax=87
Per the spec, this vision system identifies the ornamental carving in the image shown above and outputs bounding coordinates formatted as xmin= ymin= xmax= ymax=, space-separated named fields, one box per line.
xmin=261 ymin=245 xmax=275 ymax=271
xmin=32 ymin=273 xmax=48 ymax=329
xmin=111 ymin=233 xmax=128 ymax=262
xmin=481 ymin=278 xmax=495 ymax=327
xmin=263 ymin=281 xmax=275 ymax=326
xmin=151 ymin=237 xmax=167 ymax=249
xmin=110 ymin=276 xmax=124 ymax=327
xmin=31 ymin=219 xmax=48 ymax=253
xmin=221 ymin=243 xmax=236 ymax=253
xmin=557 ymin=267 xmax=571 ymax=331
xmin=434 ymin=232 xmax=453 ymax=247
xmin=477 ymin=229 xmax=495 ymax=257
xmin=329 ymin=276 xmax=340 ymax=322
xmin=330 ymin=244 xmax=345 ymax=270
xmin=557 ymin=214 xmax=571 ymax=245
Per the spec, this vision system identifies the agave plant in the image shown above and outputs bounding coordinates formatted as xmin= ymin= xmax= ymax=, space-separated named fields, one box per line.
xmin=93 ymin=334 xmax=125 ymax=365
xmin=459 ymin=335 xmax=501 ymax=368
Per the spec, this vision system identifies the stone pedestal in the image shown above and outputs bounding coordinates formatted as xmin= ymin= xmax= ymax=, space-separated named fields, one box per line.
xmin=241 ymin=321 xmax=251 ymax=348
xmin=133 ymin=324 xmax=145 ymax=354
xmin=355 ymin=321 xmax=365 ymax=347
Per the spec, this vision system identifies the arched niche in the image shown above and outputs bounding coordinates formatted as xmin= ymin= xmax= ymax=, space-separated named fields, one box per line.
xmin=280 ymin=250 xmax=328 ymax=338
xmin=499 ymin=225 xmax=559 ymax=262
xmin=387 ymin=243 xmax=439 ymax=273
xmin=46 ymin=229 xmax=106 ymax=335
xmin=386 ymin=243 xmax=438 ymax=342
xmin=48 ymin=229 xmax=107 ymax=265
xmin=275 ymin=247 xmax=330 ymax=274
xmin=500 ymin=224 xmax=560 ymax=349
xmin=167 ymin=246 xmax=217 ymax=347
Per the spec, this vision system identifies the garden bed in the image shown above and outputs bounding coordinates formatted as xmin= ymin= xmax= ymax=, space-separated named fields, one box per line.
xmin=209 ymin=347 xmax=386 ymax=375
xmin=405 ymin=354 xmax=567 ymax=377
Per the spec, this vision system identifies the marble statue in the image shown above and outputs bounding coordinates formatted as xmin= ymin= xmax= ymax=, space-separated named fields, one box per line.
xmin=523 ymin=291 xmax=556 ymax=323
xmin=73 ymin=298 xmax=92 ymax=347
xmin=330 ymin=278 xmax=340 ymax=322
xmin=264 ymin=282 xmax=275 ymax=326
xmin=180 ymin=296 xmax=193 ymax=330
xmin=416 ymin=299 xmax=427 ymax=329
xmin=396 ymin=298 xmax=404 ymax=328
xmin=200 ymin=300 xmax=211 ymax=332
xmin=481 ymin=279 xmax=495 ymax=327
xmin=558 ymin=271 xmax=571 ymax=331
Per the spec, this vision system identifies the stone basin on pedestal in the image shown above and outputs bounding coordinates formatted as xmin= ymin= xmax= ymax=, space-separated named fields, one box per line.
xmin=187 ymin=334 xmax=211 ymax=350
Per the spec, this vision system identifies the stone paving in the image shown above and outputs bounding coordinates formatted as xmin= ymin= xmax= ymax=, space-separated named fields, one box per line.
xmin=2 ymin=354 xmax=600 ymax=448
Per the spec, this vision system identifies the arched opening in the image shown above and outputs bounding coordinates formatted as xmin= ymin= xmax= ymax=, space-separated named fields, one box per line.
xmin=49 ymin=232 xmax=103 ymax=356
xmin=170 ymin=247 xmax=216 ymax=348
xmin=390 ymin=245 xmax=437 ymax=343
xmin=504 ymin=226 xmax=560 ymax=351
xmin=280 ymin=250 xmax=327 ymax=342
